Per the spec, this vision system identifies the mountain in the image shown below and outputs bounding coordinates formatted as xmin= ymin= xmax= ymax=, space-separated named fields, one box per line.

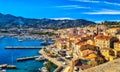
xmin=0 ymin=13 xmax=96 ymax=29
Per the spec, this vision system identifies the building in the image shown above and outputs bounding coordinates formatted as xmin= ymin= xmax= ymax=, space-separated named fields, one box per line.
xmin=100 ymin=48 xmax=116 ymax=61
xmin=114 ymin=41 xmax=120 ymax=57
xmin=94 ymin=35 xmax=118 ymax=49
xmin=107 ymin=28 xmax=120 ymax=36
xmin=55 ymin=38 xmax=67 ymax=49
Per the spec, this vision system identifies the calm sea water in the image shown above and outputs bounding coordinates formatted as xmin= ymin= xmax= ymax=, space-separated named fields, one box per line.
xmin=0 ymin=37 xmax=46 ymax=72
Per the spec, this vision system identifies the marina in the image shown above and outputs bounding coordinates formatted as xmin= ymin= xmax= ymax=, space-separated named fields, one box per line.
xmin=5 ymin=46 xmax=43 ymax=49
xmin=0 ymin=37 xmax=47 ymax=72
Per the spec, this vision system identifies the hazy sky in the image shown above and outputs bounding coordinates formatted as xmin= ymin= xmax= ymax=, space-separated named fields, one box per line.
xmin=0 ymin=0 xmax=120 ymax=22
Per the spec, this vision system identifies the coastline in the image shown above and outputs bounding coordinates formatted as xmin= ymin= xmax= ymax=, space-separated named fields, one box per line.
xmin=39 ymin=48 xmax=71 ymax=72
xmin=0 ymin=37 xmax=46 ymax=72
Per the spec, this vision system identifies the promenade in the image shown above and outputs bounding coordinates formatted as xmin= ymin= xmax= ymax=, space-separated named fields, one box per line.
xmin=39 ymin=49 xmax=72 ymax=72
xmin=39 ymin=49 xmax=63 ymax=66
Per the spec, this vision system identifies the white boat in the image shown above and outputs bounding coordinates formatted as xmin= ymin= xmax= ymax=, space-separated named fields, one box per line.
xmin=0 ymin=35 xmax=4 ymax=39
xmin=18 ymin=38 xmax=23 ymax=42
xmin=1 ymin=69 xmax=6 ymax=72
xmin=39 ymin=67 xmax=48 ymax=72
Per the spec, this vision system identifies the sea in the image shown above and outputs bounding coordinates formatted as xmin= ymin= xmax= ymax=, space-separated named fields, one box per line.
xmin=0 ymin=37 xmax=55 ymax=72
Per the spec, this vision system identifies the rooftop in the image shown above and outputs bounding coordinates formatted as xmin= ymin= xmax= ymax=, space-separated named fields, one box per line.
xmin=95 ymin=35 xmax=113 ymax=40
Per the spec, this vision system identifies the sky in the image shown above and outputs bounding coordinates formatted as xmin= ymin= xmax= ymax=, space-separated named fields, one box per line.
xmin=0 ymin=0 xmax=120 ymax=22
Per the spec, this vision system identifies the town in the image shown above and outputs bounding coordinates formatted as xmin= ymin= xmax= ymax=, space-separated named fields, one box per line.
xmin=39 ymin=22 xmax=120 ymax=72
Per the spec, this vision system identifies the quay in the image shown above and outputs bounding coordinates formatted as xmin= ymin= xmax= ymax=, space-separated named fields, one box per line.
xmin=39 ymin=49 xmax=63 ymax=66
xmin=17 ymin=56 xmax=40 ymax=61
xmin=0 ymin=64 xmax=16 ymax=69
xmin=39 ymin=49 xmax=71 ymax=72
xmin=5 ymin=46 xmax=44 ymax=49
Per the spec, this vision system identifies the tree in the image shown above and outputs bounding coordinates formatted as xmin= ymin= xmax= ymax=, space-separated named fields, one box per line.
xmin=95 ymin=56 xmax=105 ymax=65
xmin=44 ymin=61 xmax=53 ymax=72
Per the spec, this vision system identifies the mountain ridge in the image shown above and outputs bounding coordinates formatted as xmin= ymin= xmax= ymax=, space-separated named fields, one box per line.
xmin=0 ymin=13 xmax=96 ymax=29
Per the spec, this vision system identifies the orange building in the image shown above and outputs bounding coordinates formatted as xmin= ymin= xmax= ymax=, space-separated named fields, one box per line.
xmin=94 ymin=35 xmax=118 ymax=48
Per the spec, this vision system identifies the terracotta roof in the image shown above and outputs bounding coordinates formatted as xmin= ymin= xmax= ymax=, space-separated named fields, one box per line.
xmin=115 ymin=41 xmax=120 ymax=44
xmin=69 ymin=40 xmax=75 ymax=43
xmin=56 ymin=38 xmax=67 ymax=41
xmin=101 ymin=48 xmax=111 ymax=50
xmin=75 ymin=41 xmax=86 ymax=46
xmin=83 ymin=53 xmax=97 ymax=60
xmin=95 ymin=35 xmax=113 ymax=40
xmin=82 ymin=50 xmax=95 ymax=57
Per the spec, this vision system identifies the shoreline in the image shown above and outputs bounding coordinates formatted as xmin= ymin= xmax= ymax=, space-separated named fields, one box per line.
xmin=0 ymin=37 xmax=45 ymax=72
xmin=39 ymin=49 xmax=71 ymax=72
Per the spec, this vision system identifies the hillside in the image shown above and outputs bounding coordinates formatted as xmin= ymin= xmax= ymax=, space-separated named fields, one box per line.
xmin=0 ymin=13 xmax=96 ymax=29
xmin=82 ymin=58 xmax=120 ymax=72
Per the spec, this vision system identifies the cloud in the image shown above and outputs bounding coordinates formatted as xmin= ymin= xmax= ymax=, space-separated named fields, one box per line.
xmin=50 ymin=17 xmax=74 ymax=20
xmin=103 ymin=1 xmax=120 ymax=6
xmin=95 ymin=20 xmax=120 ymax=23
xmin=84 ymin=9 xmax=120 ymax=15
xmin=70 ymin=0 xmax=100 ymax=3
xmin=56 ymin=5 xmax=91 ymax=9
xmin=71 ymin=0 xmax=120 ymax=6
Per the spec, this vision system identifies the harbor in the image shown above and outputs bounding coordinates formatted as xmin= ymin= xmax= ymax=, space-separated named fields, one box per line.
xmin=5 ymin=46 xmax=43 ymax=49
xmin=0 ymin=37 xmax=48 ymax=72
xmin=39 ymin=49 xmax=71 ymax=72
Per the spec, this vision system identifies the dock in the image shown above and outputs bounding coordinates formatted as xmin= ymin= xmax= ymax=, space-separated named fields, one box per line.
xmin=17 ymin=56 xmax=40 ymax=61
xmin=5 ymin=46 xmax=44 ymax=49
xmin=0 ymin=64 xmax=16 ymax=69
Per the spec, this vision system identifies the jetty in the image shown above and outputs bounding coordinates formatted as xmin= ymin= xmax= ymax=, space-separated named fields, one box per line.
xmin=5 ymin=46 xmax=44 ymax=49
xmin=17 ymin=56 xmax=40 ymax=61
xmin=0 ymin=64 xmax=16 ymax=69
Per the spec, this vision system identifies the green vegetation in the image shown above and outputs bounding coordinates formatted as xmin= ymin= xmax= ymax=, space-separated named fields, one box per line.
xmin=43 ymin=48 xmax=50 ymax=53
xmin=100 ymin=21 xmax=120 ymax=28
xmin=44 ymin=61 xmax=57 ymax=72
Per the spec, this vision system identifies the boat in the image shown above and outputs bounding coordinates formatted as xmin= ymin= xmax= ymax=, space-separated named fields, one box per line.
xmin=0 ymin=69 xmax=6 ymax=72
xmin=39 ymin=67 xmax=48 ymax=72
xmin=35 ymin=56 xmax=46 ymax=61
xmin=18 ymin=38 xmax=23 ymax=42
xmin=0 ymin=35 xmax=4 ymax=39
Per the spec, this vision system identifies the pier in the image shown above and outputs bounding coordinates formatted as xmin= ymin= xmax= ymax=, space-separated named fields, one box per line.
xmin=0 ymin=64 xmax=16 ymax=69
xmin=5 ymin=46 xmax=44 ymax=49
xmin=17 ymin=56 xmax=40 ymax=61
